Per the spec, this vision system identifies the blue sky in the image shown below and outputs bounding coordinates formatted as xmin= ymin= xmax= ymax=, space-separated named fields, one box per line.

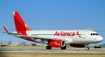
xmin=0 ymin=0 xmax=105 ymax=44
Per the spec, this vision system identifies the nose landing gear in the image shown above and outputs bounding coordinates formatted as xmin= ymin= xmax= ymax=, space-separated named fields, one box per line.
xmin=85 ymin=44 xmax=89 ymax=50
xmin=85 ymin=47 xmax=89 ymax=50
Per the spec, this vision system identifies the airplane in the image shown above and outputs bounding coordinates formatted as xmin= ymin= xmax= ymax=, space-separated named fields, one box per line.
xmin=3 ymin=11 xmax=103 ymax=50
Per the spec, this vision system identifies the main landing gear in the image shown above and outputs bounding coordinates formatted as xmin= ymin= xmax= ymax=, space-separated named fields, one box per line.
xmin=46 ymin=46 xmax=52 ymax=50
xmin=61 ymin=46 xmax=66 ymax=50
xmin=46 ymin=46 xmax=66 ymax=50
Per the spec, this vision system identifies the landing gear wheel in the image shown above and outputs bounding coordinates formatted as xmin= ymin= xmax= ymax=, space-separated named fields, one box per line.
xmin=61 ymin=46 xmax=66 ymax=50
xmin=46 ymin=46 xmax=52 ymax=50
xmin=86 ymin=47 xmax=89 ymax=50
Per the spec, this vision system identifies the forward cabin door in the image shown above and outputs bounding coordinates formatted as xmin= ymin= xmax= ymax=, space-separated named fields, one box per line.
xmin=81 ymin=31 xmax=88 ymax=44
xmin=82 ymin=31 xmax=87 ymax=39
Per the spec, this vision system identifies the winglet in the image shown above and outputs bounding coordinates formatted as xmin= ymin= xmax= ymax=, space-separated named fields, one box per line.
xmin=3 ymin=26 xmax=8 ymax=33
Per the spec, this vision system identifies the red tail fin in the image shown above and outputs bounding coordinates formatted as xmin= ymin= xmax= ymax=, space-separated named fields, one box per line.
xmin=13 ymin=11 xmax=31 ymax=33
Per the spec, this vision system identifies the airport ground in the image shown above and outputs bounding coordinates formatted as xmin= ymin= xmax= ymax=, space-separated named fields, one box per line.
xmin=0 ymin=52 xmax=105 ymax=57
xmin=0 ymin=46 xmax=105 ymax=57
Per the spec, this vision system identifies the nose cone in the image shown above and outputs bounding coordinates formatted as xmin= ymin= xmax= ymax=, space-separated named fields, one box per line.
xmin=97 ymin=36 xmax=103 ymax=42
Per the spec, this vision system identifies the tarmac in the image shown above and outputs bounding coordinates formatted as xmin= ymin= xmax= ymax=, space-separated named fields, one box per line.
xmin=0 ymin=47 xmax=105 ymax=53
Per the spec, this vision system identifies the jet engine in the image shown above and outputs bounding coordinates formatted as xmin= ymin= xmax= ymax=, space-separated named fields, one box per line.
xmin=49 ymin=40 xmax=65 ymax=47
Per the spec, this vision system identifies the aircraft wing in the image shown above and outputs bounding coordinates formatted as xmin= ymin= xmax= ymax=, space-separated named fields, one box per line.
xmin=16 ymin=35 xmax=65 ymax=40
xmin=16 ymin=35 xmax=73 ymax=44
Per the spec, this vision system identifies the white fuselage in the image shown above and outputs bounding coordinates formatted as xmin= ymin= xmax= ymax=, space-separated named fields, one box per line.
xmin=22 ymin=30 xmax=103 ymax=44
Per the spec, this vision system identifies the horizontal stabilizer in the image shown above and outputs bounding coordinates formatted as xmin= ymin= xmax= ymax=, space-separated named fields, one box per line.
xmin=3 ymin=26 xmax=8 ymax=33
xmin=3 ymin=26 xmax=21 ymax=35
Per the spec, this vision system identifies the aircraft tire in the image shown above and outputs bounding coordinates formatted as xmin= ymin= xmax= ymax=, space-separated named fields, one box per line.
xmin=86 ymin=47 xmax=89 ymax=50
xmin=61 ymin=46 xmax=66 ymax=50
xmin=46 ymin=46 xmax=51 ymax=50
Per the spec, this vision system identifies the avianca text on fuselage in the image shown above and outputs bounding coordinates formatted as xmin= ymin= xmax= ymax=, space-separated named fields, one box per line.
xmin=54 ymin=31 xmax=81 ymax=38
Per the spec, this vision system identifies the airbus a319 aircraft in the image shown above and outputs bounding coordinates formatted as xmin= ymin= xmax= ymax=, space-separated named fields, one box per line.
xmin=3 ymin=11 xmax=103 ymax=50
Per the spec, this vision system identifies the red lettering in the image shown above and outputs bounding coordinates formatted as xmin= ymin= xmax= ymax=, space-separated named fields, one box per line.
xmin=54 ymin=31 xmax=60 ymax=36
xmin=54 ymin=31 xmax=81 ymax=38
xmin=61 ymin=31 xmax=66 ymax=36
xmin=76 ymin=31 xmax=81 ymax=38
xmin=66 ymin=32 xmax=70 ymax=36
xmin=70 ymin=32 xmax=75 ymax=36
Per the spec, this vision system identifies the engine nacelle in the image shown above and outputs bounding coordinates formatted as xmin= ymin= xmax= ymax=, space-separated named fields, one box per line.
xmin=49 ymin=40 xmax=65 ymax=47
xmin=70 ymin=44 xmax=85 ymax=47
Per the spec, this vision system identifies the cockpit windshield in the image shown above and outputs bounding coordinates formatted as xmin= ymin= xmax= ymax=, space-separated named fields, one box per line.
xmin=90 ymin=33 xmax=98 ymax=35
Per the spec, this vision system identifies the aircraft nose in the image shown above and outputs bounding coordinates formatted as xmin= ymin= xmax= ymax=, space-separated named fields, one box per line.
xmin=97 ymin=36 xmax=103 ymax=42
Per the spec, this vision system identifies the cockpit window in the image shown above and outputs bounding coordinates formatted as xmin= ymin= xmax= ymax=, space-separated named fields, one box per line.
xmin=90 ymin=33 xmax=98 ymax=35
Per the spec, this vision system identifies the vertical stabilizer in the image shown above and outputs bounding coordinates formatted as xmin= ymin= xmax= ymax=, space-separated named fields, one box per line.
xmin=13 ymin=11 xmax=31 ymax=33
xmin=13 ymin=11 xmax=31 ymax=35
